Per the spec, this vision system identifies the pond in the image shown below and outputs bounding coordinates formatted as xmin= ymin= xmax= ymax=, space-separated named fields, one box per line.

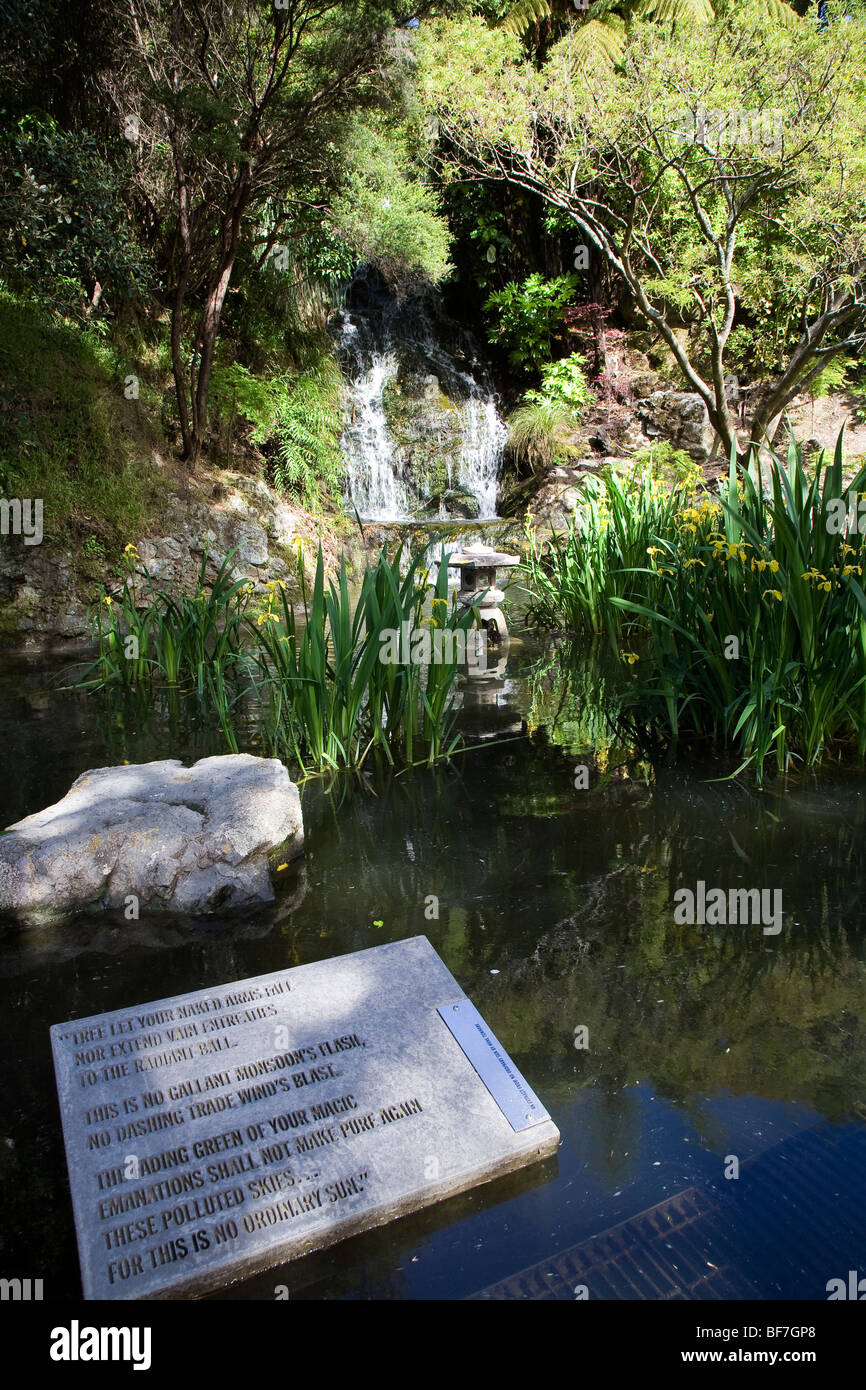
xmin=1 ymin=634 xmax=865 ymax=1300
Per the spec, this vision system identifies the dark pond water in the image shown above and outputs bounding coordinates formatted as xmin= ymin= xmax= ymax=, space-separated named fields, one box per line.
xmin=1 ymin=635 xmax=865 ymax=1300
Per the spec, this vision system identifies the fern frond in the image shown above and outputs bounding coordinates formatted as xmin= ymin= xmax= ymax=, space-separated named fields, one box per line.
xmin=569 ymin=17 xmax=626 ymax=66
xmin=501 ymin=0 xmax=554 ymax=36
xmin=634 ymin=0 xmax=714 ymax=22
xmin=714 ymin=0 xmax=799 ymax=24
xmin=585 ymin=0 xmax=627 ymax=18
xmin=753 ymin=0 xmax=800 ymax=28
xmin=272 ymin=365 xmax=343 ymax=507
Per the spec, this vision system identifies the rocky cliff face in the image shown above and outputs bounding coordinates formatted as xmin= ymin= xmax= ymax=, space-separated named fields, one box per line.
xmin=501 ymin=377 xmax=866 ymax=534
xmin=0 ymin=466 xmax=343 ymax=652
xmin=635 ymin=389 xmax=716 ymax=461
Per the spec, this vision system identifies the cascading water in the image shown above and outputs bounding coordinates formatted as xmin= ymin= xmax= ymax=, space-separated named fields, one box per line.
xmin=455 ymin=395 xmax=502 ymax=520
xmin=335 ymin=268 xmax=506 ymax=522
xmin=339 ymin=336 xmax=404 ymax=518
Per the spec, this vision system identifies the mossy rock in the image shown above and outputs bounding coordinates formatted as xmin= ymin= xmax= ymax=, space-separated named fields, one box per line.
xmin=380 ymin=370 xmax=467 ymax=506
xmin=416 ymin=485 xmax=480 ymax=520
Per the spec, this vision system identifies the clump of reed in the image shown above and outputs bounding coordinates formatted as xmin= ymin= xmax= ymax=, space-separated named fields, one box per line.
xmin=520 ymin=460 xmax=689 ymax=638
xmin=81 ymin=543 xmax=253 ymax=693
xmin=612 ymin=437 xmax=866 ymax=777
xmin=521 ymin=433 xmax=866 ymax=778
xmin=248 ymin=544 xmax=480 ymax=772
xmin=78 ymin=541 xmax=479 ymax=773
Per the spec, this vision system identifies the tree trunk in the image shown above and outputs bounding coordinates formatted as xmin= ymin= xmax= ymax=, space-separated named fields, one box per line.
xmin=170 ymin=270 xmax=193 ymax=461
xmin=186 ymin=180 xmax=248 ymax=467
xmin=189 ymin=264 xmax=232 ymax=465
xmin=586 ymin=233 xmax=607 ymax=379
xmin=85 ymin=281 xmax=103 ymax=317
xmin=169 ymin=61 xmax=194 ymax=463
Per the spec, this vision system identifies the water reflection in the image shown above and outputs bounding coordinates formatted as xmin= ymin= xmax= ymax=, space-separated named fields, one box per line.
xmin=0 ymin=638 xmax=864 ymax=1298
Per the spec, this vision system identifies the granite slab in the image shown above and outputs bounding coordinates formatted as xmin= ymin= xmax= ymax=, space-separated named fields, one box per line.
xmin=50 ymin=935 xmax=559 ymax=1299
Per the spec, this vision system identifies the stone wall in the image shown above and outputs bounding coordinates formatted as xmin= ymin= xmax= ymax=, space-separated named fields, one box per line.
xmin=0 ymin=468 xmax=345 ymax=652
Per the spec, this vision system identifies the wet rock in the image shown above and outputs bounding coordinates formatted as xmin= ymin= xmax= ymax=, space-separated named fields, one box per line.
xmin=381 ymin=371 xmax=468 ymax=504
xmin=418 ymin=484 xmax=481 ymax=520
xmin=0 ymin=539 xmax=91 ymax=647
xmin=0 ymin=754 xmax=304 ymax=926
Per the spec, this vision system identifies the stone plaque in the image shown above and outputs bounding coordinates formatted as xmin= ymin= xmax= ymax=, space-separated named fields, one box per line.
xmin=50 ymin=936 xmax=559 ymax=1299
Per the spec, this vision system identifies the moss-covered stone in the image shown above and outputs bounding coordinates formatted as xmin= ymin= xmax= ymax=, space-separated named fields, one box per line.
xmin=380 ymin=370 xmax=470 ymax=510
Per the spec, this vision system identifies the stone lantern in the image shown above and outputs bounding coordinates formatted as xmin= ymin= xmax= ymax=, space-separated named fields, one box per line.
xmin=450 ymin=542 xmax=519 ymax=644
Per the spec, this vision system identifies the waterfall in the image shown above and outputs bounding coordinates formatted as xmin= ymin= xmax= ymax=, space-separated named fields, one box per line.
xmin=334 ymin=269 xmax=506 ymax=522
xmin=454 ymin=394 xmax=503 ymax=521
xmin=340 ymin=339 xmax=406 ymax=518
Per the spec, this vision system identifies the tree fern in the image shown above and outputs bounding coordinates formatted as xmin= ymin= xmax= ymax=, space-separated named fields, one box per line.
xmin=501 ymin=0 xmax=561 ymax=36
xmin=272 ymin=362 xmax=344 ymax=509
xmin=501 ymin=0 xmax=799 ymax=50
xmin=570 ymin=16 xmax=627 ymax=64
xmin=716 ymin=0 xmax=801 ymax=26
xmin=633 ymin=0 xmax=714 ymax=21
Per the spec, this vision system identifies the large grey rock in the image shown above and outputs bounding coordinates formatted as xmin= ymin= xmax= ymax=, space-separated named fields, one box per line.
xmin=637 ymin=389 xmax=716 ymax=461
xmin=0 ymin=754 xmax=303 ymax=926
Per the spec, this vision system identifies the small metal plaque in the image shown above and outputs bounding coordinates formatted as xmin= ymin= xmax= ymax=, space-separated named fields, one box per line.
xmin=437 ymin=999 xmax=551 ymax=1132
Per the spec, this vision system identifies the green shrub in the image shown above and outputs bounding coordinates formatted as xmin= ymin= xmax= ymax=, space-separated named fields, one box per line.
xmin=271 ymin=360 xmax=343 ymax=508
xmin=331 ymin=119 xmax=453 ymax=287
xmin=483 ymin=273 xmax=578 ymax=372
xmin=630 ymin=440 xmax=703 ymax=489
xmin=507 ymin=351 xmax=593 ymax=473
xmin=532 ymin=353 xmax=594 ymax=414
xmin=0 ymin=117 xmax=150 ymax=319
